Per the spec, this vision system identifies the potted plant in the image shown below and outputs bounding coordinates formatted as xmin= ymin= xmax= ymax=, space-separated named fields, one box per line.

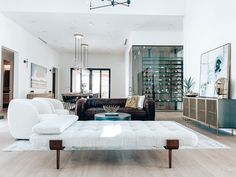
xmin=183 ymin=77 xmax=198 ymax=97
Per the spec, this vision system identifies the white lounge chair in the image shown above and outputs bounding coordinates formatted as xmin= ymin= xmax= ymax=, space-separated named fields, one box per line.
xmin=7 ymin=99 xmax=77 ymax=139
xmin=33 ymin=97 xmax=69 ymax=115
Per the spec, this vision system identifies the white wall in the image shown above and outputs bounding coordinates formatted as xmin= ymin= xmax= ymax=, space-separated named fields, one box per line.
xmin=58 ymin=52 xmax=126 ymax=98
xmin=130 ymin=31 xmax=183 ymax=46
xmin=124 ymin=30 xmax=183 ymax=96
xmin=0 ymin=13 xmax=60 ymax=104
xmin=184 ymin=0 xmax=236 ymax=98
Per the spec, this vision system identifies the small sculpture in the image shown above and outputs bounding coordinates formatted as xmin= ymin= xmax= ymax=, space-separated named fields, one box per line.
xmin=103 ymin=105 xmax=120 ymax=113
xmin=215 ymin=77 xmax=228 ymax=99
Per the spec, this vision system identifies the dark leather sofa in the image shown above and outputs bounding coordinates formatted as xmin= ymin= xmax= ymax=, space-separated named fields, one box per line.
xmin=75 ymin=98 xmax=155 ymax=121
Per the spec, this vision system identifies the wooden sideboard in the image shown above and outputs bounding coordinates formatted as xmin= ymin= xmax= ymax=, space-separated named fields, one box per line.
xmin=27 ymin=93 xmax=54 ymax=99
xmin=183 ymin=97 xmax=236 ymax=132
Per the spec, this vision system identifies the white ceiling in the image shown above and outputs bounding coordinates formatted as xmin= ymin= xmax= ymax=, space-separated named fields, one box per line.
xmin=3 ymin=12 xmax=183 ymax=54
xmin=1 ymin=0 xmax=184 ymax=54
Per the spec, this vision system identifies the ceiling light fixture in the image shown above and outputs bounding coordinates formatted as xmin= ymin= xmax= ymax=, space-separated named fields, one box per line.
xmin=74 ymin=33 xmax=83 ymax=70
xmin=90 ymin=0 xmax=131 ymax=10
xmin=81 ymin=44 xmax=89 ymax=69
xmin=74 ymin=34 xmax=84 ymax=39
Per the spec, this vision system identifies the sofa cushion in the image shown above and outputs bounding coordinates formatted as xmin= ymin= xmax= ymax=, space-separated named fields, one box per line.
xmin=137 ymin=95 xmax=145 ymax=109
xmin=32 ymin=116 xmax=78 ymax=134
xmin=124 ymin=108 xmax=146 ymax=116
xmin=84 ymin=108 xmax=104 ymax=117
xmin=118 ymin=107 xmax=147 ymax=118
xmin=125 ymin=96 xmax=138 ymax=108
xmin=86 ymin=107 xmax=104 ymax=113
xmin=85 ymin=99 xmax=127 ymax=109
xmin=117 ymin=107 xmax=126 ymax=113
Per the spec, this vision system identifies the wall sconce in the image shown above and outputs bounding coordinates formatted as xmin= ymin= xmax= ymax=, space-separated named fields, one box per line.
xmin=23 ymin=58 xmax=29 ymax=68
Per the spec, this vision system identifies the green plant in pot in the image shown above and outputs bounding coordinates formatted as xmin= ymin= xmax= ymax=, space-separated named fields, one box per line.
xmin=183 ymin=77 xmax=198 ymax=96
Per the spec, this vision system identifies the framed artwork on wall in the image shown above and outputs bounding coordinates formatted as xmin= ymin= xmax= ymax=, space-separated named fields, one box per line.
xmin=199 ymin=43 xmax=231 ymax=98
xmin=31 ymin=63 xmax=47 ymax=89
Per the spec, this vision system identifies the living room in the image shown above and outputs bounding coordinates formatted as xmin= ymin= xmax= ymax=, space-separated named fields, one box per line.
xmin=1 ymin=0 xmax=236 ymax=177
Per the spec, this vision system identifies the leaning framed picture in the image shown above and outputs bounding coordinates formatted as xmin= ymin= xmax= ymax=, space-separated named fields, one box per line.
xmin=199 ymin=43 xmax=231 ymax=98
xmin=31 ymin=63 xmax=47 ymax=89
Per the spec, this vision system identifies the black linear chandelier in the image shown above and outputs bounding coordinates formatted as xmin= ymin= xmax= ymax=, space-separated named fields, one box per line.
xmin=90 ymin=0 xmax=131 ymax=10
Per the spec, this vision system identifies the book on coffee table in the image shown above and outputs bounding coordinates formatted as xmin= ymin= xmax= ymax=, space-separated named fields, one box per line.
xmin=105 ymin=112 xmax=119 ymax=116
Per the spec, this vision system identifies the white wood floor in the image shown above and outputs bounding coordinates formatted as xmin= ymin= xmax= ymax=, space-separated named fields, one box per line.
xmin=1 ymin=112 xmax=236 ymax=177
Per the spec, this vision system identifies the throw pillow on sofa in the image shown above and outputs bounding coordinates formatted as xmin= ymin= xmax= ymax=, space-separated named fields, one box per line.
xmin=137 ymin=95 xmax=145 ymax=109
xmin=125 ymin=96 xmax=138 ymax=108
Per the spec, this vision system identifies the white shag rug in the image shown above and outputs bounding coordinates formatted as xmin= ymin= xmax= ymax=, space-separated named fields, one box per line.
xmin=3 ymin=122 xmax=229 ymax=151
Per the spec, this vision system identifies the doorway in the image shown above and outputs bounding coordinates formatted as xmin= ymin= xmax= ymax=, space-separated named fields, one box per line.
xmin=1 ymin=48 xmax=14 ymax=109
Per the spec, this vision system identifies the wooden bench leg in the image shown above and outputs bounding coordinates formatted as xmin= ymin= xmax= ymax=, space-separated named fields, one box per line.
xmin=56 ymin=149 xmax=60 ymax=169
xmin=48 ymin=139 xmax=179 ymax=169
xmin=168 ymin=149 xmax=172 ymax=168
xmin=49 ymin=140 xmax=65 ymax=169
xmin=164 ymin=139 xmax=179 ymax=168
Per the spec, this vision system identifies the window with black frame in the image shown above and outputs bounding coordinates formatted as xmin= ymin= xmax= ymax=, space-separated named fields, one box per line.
xmin=70 ymin=68 xmax=111 ymax=98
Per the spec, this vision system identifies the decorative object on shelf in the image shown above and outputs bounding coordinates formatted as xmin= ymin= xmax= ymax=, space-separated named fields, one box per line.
xmin=103 ymin=105 xmax=120 ymax=113
xmin=31 ymin=63 xmax=47 ymax=89
xmin=183 ymin=77 xmax=196 ymax=95
xmin=90 ymin=0 xmax=131 ymax=10
xmin=185 ymin=91 xmax=198 ymax=97
xmin=215 ymin=77 xmax=228 ymax=99
xmin=199 ymin=43 xmax=231 ymax=98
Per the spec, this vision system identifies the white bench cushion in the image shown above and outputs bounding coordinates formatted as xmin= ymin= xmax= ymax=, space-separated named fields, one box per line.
xmin=30 ymin=121 xmax=198 ymax=149
xmin=32 ymin=116 xmax=78 ymax=135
